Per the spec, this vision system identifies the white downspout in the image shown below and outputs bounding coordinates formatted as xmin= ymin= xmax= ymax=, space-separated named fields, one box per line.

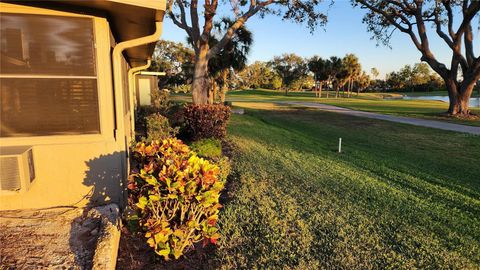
xmin=112 ymin=21 xmax=163 ymax=143
xmin=112 ymin=21 xmax=163 ymax=207
xmin=128 ymin=59 xmax=151 ymax=136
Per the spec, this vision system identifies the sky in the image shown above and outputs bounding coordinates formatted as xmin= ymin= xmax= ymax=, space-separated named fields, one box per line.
xmin=160 ymin=1 xmax=472 ymax=79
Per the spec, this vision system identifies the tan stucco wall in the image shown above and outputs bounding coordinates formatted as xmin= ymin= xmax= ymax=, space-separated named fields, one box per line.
xmin=0 ymin=3 xmax=130 ymax=210
xmin=0 ymin=143 xmax=124 ymax=209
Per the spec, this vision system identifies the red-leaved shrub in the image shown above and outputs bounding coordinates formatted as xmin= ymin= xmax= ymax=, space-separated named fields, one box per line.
xmin=183 ymin=104 xmax=231 ymax=141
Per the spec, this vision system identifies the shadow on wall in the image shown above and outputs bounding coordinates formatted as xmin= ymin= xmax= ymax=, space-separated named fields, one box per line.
xmin=69 ymin=151 xmax=126 ymax=268
xmin=82 ymin=151 xmax=126 ymax=208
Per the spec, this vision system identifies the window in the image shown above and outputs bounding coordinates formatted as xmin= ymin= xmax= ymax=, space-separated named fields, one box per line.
xmin=0 ymin=13 xmax=99 ymax=137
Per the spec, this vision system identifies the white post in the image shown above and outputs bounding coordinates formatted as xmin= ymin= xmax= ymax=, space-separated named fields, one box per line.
xmin=338 ymin=138 xmax=342 ymax=153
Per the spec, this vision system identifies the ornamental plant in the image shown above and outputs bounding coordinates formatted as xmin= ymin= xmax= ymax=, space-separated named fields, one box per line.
xmin=183 ymin=104 xmax=231 ymax=141
xmin=128 ymin=139 xmax=224 ymax=260
xmin=145 ymin=113 xmax=179 ymax=141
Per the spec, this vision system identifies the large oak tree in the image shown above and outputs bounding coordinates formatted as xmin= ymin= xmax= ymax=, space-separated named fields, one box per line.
xmin=354 ymin=0 xmax=480 ymax=116
xmin=270 ymin=53 xmax=309 ymax=95
xmin=167 ymin=0 xmax=328 ymax=104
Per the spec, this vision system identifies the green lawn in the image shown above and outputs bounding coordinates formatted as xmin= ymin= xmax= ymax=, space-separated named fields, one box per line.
xmin=171 ymin=89 xmax=480 ymax=126
xmin=213 ymin=103 xmax=480 ymax=269
xmin=400 ymin=90 xmax=480 ymax=97
xmin=315 ymin=98 xmax=480 ymax=127
xmin=225 ymin=89 xmax=480 ymax=126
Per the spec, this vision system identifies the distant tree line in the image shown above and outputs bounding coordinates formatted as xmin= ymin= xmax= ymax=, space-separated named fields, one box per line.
xmin=384 ymin=63 xmax=444 ymax=92
xmin=150 ymin=40 xmax=452 ymax=100
xmin=234 ymin=53 xmax=371 ymax=97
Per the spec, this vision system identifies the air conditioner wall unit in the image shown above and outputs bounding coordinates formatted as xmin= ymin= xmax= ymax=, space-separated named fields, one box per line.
xmin=0 ymin=146 xmax=35 ymax=194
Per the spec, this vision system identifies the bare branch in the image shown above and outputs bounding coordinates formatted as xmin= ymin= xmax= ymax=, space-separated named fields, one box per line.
xmin=190 ymin=0 xmax=201 ymax=46
xmin=356 ymin=0 xmax=411 ymax=34
xmin=464 ymin=23 xmax=475 ymax=66
xmin=176 ymin=0 xmax=189 ymax=29
xmin=168 ymin=0 xmax=195 ymax=49
xmin=207 ymin=5 xmax=262 ymax=59
xmin=434 ymin=1 xmax=454 ymax=49
xmin=441 ymin=0 xmax=455 ymax=39
xmin=412 ymin=1 xmax=449 ymax=77
xmin=199 ymin=0 xmax=219 ymax=43
xmin=454 ymin=0 xmax=480 ymax=42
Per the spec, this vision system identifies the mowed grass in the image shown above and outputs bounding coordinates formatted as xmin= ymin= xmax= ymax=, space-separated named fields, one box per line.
xmin=171 ymin=89 xmax=480 ymax=126
xmin=316 ymin=98 xmax=480 ymax=127
xmin=400 ymin=90 xmax=480 ymax=97
xmin=227 ymin=89 xmax=480 ymax=126
xmin=212 ymin=103 xmax=480 ymax=269
xmin=315 ymin=98 xmax=480 ymax=127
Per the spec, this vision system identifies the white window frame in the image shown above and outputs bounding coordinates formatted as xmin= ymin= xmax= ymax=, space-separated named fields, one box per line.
xmin=0 ymin=3 xmax=116 ymax=145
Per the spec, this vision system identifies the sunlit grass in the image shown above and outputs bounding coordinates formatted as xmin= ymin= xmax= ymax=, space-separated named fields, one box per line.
xmin=172 ymin=89 xmax=480 ymax=126
xmin=224 ymin=89 xmax=480 ymax=126
xmin=213 ymin=103 xmax=480 ymax=269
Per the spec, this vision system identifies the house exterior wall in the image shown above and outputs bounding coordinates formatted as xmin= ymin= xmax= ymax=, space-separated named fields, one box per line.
xmin=0 ymin=3 xmax=132 ymax=210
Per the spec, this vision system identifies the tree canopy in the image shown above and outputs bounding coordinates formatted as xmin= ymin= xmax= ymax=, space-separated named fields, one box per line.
xmin=167 ymin=0 xmax=330 ymax=103
xmin=150 ymin=40 xmax=195 ymax=88
xmin=354 ymin=0 xmax=480 ymax=115
xmin=270 ymin=53 xmax=310 ymax=94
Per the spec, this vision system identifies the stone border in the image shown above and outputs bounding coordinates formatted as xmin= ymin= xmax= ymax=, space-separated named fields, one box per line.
xmin=90 ymin=204 xmax=122 ymax=270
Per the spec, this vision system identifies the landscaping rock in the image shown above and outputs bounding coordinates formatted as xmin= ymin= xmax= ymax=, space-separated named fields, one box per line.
xmin=91 ymin=204 xmax=121 ymax=270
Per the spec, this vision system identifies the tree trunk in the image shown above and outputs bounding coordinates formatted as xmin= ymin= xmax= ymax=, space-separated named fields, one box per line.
xmin=445 ymin=78 xmax=475 ymax=116
xmin=213 ymin=81 xmax=217 ymax=103
xmin=347 ymin=79 xmax=351 ymax=98
xmin=208 ymin=79 xmax=216 ymax=104
xmin=220 ymin=84 xmax=227 ymax=103
xmin=191 ymin=44 xmax=210 ymax=104
xmin=219 ymin=70 xmax=228 ymax=103
xmin=351 ymin=79 xmax=354 ymax=97
xmin=319 ymin=82 xmax=323 ymax=98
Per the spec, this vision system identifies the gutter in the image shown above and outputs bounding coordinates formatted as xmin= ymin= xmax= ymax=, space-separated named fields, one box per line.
xmin=112 ymin=21 xmax=163 ymax=143
xmin=128 ymin=59 xmax=152 ymax=134
xmin=112 ymin=21 xmax=163 ymax=208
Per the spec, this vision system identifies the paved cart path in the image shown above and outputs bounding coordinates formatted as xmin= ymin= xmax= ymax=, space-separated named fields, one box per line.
xmin=283 ymin=101 xmax=480 ymax=135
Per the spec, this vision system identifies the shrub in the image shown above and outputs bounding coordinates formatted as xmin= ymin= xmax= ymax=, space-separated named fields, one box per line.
xmin=190 ymin=138 xmax=222 ymax=159
xmin=165 ymin=103 xmax=186 ymax=131
xmin=215 ymin=156 xmax=231 ymax=183
xmin=145 ymin=113 xmax=179 ymax=141
xmin=183 ymin=104 xmax=231 ymax=141
xmin=172 ymin=84 xmax=191 ymax=93
xmin=128 ymin=139 xmax=225 ymax=260
xmin=151 ymin=89 xmax=171 ymax=113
